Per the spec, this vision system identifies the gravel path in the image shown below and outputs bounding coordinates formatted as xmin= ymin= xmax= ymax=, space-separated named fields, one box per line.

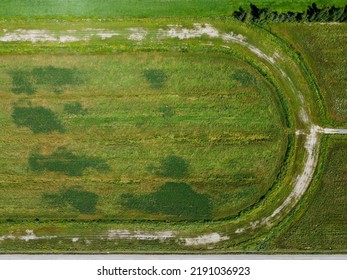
xmin=320 ymin=128 xmax=347 ymax=134
xmin=263 ymin=125 xmax=321 ymax=225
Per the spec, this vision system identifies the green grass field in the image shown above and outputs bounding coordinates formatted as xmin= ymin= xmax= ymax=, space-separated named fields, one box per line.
xmin=0 ymin=16 xmax=334 ymax=253
xmin=274 ymin=138 xmax=347 ymax=252
xmin=0 ymin=1 xmax=346 ymax=253
xmin=263 ymin=23 xmax=347 ymax=253
xmin=0 ymin=52 xmax=286 ymax=222
xmin=0 ymin=0 xmax=345 ymax=18
xmin=271 ymin=23 xmax=347 ymax=125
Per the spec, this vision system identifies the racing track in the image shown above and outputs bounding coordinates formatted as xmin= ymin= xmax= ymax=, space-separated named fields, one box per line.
xmin=0 ymin=22 xmax=346 ymax=250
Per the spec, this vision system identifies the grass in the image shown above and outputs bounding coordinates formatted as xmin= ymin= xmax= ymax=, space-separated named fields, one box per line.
xmin=29 ymin=147 xmax=110 ymax=176
xmin=43 ymin=186 xmax=99 ymax=215
xmin=143 ymin=69 xmax=168 ymax=89
xmin=0 ymin=1 xmax=345 ymax=18
xmin=121 ymin=182 xmax=212 ymax=220
xmin=270 ymin=23 xmax=347 ymax=125
xmin=150 ymin=155 xmax=189 ymax=179
xmin=9 ymin=66 xmax=83 ymax=95
xmin=64 ymin=102 xmax=87 ymax=115
xmin=0 ymin=18 xmax=321 ymax=252
xmin=0 ymin=52 xmax=286 ymax=221
xmin=274 ymin=139 xmax=347 ymax=251
xmin=12 ymin=105 xmax=64 ymax=134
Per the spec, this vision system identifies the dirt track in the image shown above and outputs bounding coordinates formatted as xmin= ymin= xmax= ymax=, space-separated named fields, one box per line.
xmin=1 ymin=25 xmax=346 ymax=247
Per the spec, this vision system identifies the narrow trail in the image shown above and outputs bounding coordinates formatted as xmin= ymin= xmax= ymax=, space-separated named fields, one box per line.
xmin=267 ymin=126 xmax=347 ymax=218
xmin=319 ymin=128 xmax=347 ymax=134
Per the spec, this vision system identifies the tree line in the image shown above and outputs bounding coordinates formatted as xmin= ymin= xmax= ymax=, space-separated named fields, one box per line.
xmin=233 ymin=3 xmax=347 ymax=23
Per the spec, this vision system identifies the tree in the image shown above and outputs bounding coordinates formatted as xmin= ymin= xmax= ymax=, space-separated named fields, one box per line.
xmin=232 ymin=3 xmax=347 ymax=23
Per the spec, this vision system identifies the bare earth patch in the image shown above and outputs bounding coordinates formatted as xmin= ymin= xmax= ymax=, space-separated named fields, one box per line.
xmin=0 ymin=229 xmax=57 ymax=242
xmin=181 ymin=233 xmax=229 ymax=246
xmin=128 ymin=28 xmax=147 ymax=41
xmin=0 ymin=29 xmax=119 ymax=42
xmin=107 ymin=230 xmax=177 ymax=242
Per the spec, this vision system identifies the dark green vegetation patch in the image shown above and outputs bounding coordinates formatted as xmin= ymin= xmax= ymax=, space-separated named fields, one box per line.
xmin=29 ymin=147 xmax=110 ymax=176
xmin=158 ymin=105 xmax=175 ymax=118
xmin=64 ymin=102 xmax=87 ymax=115
xmin=149 ymin=155 xmax=189 ymax=179
xmin=9 ymin=66 xmax=82 ymax=95
xmin=43 ymin=187 xmax=98 ymax=214
xmin=121 ymin=182 xmax=212 ymax=220
xmin=9 ymin=70 xmax=37 ymax=95
xmin=32 ymin=66 xmax=83 ymax=93
xmin=12 ymin=105 xmax=64 ymax=134
xmin=143 ymin=69 xmax=168 ymax=89
xmin=232 ymin=69 xmax=257 ymax=87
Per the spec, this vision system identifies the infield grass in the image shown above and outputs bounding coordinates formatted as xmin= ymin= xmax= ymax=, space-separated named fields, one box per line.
xmin=0 ymin=52 xmax=286 ymax=222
